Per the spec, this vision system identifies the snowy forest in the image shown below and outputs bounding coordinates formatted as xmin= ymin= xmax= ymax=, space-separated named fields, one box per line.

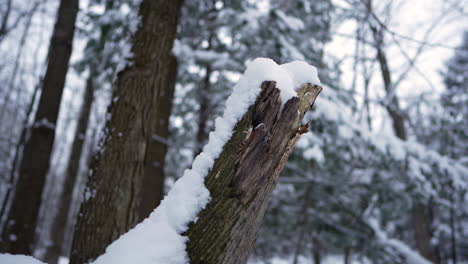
xmin=0 ymin=0 xmax=467 ymax=263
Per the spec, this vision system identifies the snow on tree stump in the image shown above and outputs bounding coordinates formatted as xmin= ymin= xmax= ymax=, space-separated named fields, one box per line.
xmin=185 ymin=80 xmax=321 ymax=264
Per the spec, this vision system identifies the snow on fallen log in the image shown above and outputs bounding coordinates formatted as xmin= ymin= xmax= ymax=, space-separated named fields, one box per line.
xmin=92 ymin=58 xmax=322 ymax=264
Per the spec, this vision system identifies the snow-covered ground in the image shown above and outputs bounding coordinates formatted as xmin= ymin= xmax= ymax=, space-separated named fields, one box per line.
xmin=0 ymin=254 xmax=44 ymax=264
xmin=249 ymin=255 xmax=368 ymax=264
xmin=0 ymin=254 xmax=365 ymax=264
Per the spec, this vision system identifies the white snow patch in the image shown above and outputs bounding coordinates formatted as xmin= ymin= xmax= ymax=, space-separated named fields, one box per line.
xmin=280 ymin=60 xmax=322 ymax=96
xmin=275 ymin=10 xmax=305 ymax=31
xmin=369 ymin=218 xmax=431 ymax=264
xmin=92 ymin=58 xmax=320 ymax=264
xmin=0 ymin=254 xmax=44 ymax=264
xmin=114 ymin=0 xmax=142 ymax=73
xmin=33 ymin=118 xmax=56 ymax=130
xmin=303 ymin=145 xmax=325 ymax=164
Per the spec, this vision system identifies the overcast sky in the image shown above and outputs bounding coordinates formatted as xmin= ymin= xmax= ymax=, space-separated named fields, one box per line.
xmin=326 ymin=0 xmax=467 ymax=134
xmin=328 ymin=0 xmax=467 ymax=94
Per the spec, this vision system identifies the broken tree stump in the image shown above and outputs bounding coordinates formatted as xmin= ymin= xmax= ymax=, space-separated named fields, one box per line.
xmin=186 ymin=80 xmax=322 ymax=264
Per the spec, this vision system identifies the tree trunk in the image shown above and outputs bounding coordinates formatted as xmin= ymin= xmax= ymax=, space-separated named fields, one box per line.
xmin=44 ymin=74 xmax=95 ymax=264
xmin=411 ymin=204 xmax=440 ymax=263
xmin=366 ymin=2 xmax=439 ymax=261
xmin=137 ymin=55 xmax=177 ymax=222
xmin=194 ymin=64 xmax=212 ymax=157
xmin=293 ymin=185 xmax=312 ymax=264
xmin=344 ymin=247 xmax=351 ymax=264
xmin=0 ymin=79 xmax=41 ymax=231
xmin=449 ymin=188 xmax=458 ymax=264
xmin=63 ymin=127 xmax=99 ymax=258
xmin=312 ymin=237 xmax=321 ymax=264
xmin=374 ymin=44 xmax=440 ymax=264
xmin=185 ymin=81 xmax=322 ymax=264
xmin=45 ymin=1 xmax=116 ymax=261
xmin=376 ymin=40 xmax=440 ymax=264
xmin=69 ymin=1 xmax=183 ymax=263
xmin=0 ymin=0 xmax=78 ymax=254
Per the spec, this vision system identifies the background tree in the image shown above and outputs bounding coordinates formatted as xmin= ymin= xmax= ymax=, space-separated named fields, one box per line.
xmin=43 ymin=1 xmax=119 ymax=262
xmin=0 ymin=0 xmax=79 ymax=255
xmin=412 ymin=30 xmax=468 ymax=264
xmin=69 ymin=0 xmax=183 ymax=263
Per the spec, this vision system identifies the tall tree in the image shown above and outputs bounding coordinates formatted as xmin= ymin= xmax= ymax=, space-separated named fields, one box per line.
xmin=413 ymin=31 xmax=468 ymax=264
xmin=69 ymin=0 xmax=183 ymax=263
xmin=0 ymin=0 xmax=79 ymax=255
xmin=44 ymin=59 xmax=96 ymax=264
xmin=440 ymin=31 xmax=468 ymax=159
xmin=363 ymin=0 xmax=440 ymax=262
xmin=137 ymin=55 xmax=177 ymax=222
xmin=44 ymin=2 xmax=116 ymax=262
xmin=440 ymin=32 xmax=468 ymax=263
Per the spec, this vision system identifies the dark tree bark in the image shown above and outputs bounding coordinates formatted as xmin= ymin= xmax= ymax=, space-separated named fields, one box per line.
xmin=44 ymin=2 xmax=116 ymax=261
xmin=449 ymin=188 xmax=458 ymax=264
xmin=193 ymin=6 xmax=216 ymax=157
xmin=0 ymin=79 xmax=40 ymax=231
xmin=409 ymin=204 xmax=440 ymax=263
xmin=344 ymin=248 xmax=351 ymax=264
xmin=0 ymin=0 xmax=78 ymax=255
xmin=137 ymin=55 xmax=177 ymax=222
xmin=0 ymin=0 xmax=13 ymax=42
xmin=44 ymin=74 xmax=95 ymax=264
xmin=365 ymin=1 xmax=440 ymax=261
xmin=185 ymin=81 xmax=322 ymax=264
xmin=0 ymin=0 xmax=28 ymax=44
xmin=312 ymin=238 xmax=321 ymax=264
xmin=293 ymin=185 xmax=312 ymax=264
xmin=194 ymin=64 xmax=212 ymax=156
xmin=69 ymin=1 xmax=183 ymax=263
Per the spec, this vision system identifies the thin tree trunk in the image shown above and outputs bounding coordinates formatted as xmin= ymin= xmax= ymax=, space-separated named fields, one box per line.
xmin=411 ymin=204 xmax=440 ymax=263
xmin=194 ymin=14 xmax=215 ymax=157
xmin=364 ymin=1 xmax=439 ymax=262
xmin=194 ymin=64 xmax=212 ymax=156
xmin=137 ymin=55 xmax=177 ymax=222
xmin=449 ymin=187 xmax=458 ymax=264
xmin=185 ymin=81 xmax=322 ymax=264
xmin=344 ymin=247 xmax=351 ymax=264
xmin=63 ymin=126 xmax=99 ymax=258
xmin=0 ymin=0 xmax=78 ymax=255
xmin=374 ymin=33 xmax=440 ymax=264
xmin=69 ymin=1 xmax=183 ymax=263
xmin=44 ymin=74 xmax=95 ymax=264
xmin=293 ymin=185 xmax=311 ymax=264
xmin=0 ymin=0 xmax=13 ymax=44
xmin=44 ymin=1 xmax=116 ymax=261
xmin=0 ymin=78 xmax=41 ymax=230
xmin=312 ymin=236 xmax=321 ymax=264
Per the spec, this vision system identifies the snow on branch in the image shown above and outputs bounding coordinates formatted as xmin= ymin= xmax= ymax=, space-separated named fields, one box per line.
xmin=369 ymin=218 xmax=431 ymax=264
